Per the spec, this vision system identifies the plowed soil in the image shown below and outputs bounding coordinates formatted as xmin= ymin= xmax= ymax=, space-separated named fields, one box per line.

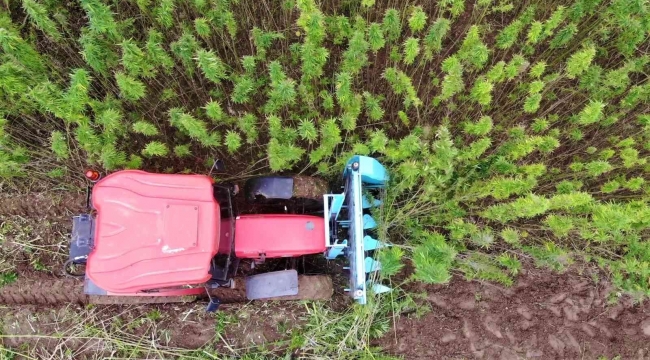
xmin=2 ymin=191 xmax=649 ymax=358
xmin=379 ymin=265 xmax=650 ymax=359
xmin=0 ymin=192 xmax=86 ymax=217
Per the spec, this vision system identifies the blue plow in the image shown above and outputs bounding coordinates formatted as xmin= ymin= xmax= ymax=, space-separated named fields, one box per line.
xmin=324 ymin=156 xmax=391 ymax=304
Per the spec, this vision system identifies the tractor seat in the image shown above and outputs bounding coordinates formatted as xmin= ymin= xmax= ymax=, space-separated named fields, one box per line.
xmin=87 ymin=170 xmax=219 ymax=294
xmin=234 ymin=214 xmax=326 ymax=259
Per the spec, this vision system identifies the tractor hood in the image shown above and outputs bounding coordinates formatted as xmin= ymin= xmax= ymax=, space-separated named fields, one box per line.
xmin=87 ymin=171 xmax=220 ymax=294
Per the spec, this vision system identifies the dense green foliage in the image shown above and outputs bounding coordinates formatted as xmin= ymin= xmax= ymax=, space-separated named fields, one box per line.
xmin=0 ymin=0 xmax=649 ymax=301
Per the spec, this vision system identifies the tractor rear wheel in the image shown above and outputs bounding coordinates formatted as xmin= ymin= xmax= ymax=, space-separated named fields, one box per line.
xmin=0 ymin=275 xmax=332 ymax=306
xmin=243 ymin=175 xmax=328 ymax=214
xmin=287 ymin=176 xmax=327 ymax=213
xmin=264 ymin=274 xmax=333 ymax=301
xmin=89 ymin=295 xmax=196 ymax=305
xmin=210 ymin=275 xmax=332 ymax=302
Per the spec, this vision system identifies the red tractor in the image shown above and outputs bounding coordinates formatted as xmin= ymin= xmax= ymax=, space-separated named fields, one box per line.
xmin=67 ymin=156 xmax=390 ymax=310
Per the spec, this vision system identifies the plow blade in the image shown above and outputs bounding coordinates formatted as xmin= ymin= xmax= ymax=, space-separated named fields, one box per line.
xmin=324 ymin=155 xmax=391 ymax=304
xmin=0 ymin=276 xmax=332 ymax=306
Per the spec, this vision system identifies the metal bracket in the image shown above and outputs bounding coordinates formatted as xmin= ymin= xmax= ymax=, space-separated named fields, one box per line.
xmin=246 ymin=270 xmax=299 ymax=300
xmin=85 ymin=186 xmax=92 ymax=210
xmin=208 ymin=159 xmax=225 ymax=177
xmin=205 ymin=284 xmax=221 ymax=312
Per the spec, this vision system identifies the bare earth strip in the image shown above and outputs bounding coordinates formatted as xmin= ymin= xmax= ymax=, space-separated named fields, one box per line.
xmin=379 ymin=265 xmax=650 ymax=359
xmin=0 ymin=192 xmax=87 ymax=218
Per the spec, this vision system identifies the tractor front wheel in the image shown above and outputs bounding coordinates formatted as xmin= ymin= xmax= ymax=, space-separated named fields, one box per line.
xmin=243 ymin=175 xmax=328 ymax=214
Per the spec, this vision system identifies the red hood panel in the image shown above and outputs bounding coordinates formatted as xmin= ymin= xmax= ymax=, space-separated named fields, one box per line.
xmin=88 ymin=171 xmax=219 ymax=293
xmin=235 ymin=214 xmax=326 ymax=259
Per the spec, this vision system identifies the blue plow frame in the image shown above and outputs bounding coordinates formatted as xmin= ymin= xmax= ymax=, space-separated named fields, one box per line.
xmin=323 ymin=156 xmax=389 ymax=304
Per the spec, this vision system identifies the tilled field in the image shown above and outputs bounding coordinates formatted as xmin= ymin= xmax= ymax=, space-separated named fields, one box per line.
xmin=2 ymin=191 xmax=649 ymax=359
xmin=380 ymin=265 xmax=650 ymax=359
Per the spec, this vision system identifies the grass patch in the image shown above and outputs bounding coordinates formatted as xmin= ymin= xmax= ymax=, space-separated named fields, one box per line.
xmin=0 ymin=290 xmax=425 ymax=359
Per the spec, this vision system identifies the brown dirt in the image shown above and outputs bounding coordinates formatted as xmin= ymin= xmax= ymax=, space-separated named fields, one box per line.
xmin=0 ymin=192 xmax=86 ymax=217
xmin=0 ymin=277 xmax=86 ymax=305
xmin=292 ymin=176 xmax=329 ymax=201
xmin=4 ymin=263 xmax=650 ymax=359
xmin=0 ymin=216 xmax=72 ymax=277
xmin=5 ymin=190 xmax=649 ymax=358
xmin=379 ymin=265 xmax=650 ymax=360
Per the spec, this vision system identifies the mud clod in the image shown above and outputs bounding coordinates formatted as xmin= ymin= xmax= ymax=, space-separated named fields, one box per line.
xmin=516 ymin=305 xmax=533 ymax=320
xmin=549 ymin=292 xmax=567 ymax=304
xmin=526 ymin=349 xmax=544 ymax=358
xmin=581 ymin=322 xmax=597 ymax=337
xmin=640 ymin=319 xmax=650 ymax=336
xmin=428 ymin=294 xmax=449 ymax=309
xmin=547 ymin=305 xmax=562 ymax=317
xmin=562 ymin=305 xmax=579 ymax=321
xmin=519 ymin=319 xmax=536 ymax=330
xmin=440 ymin=332 xmax=456 ymax=344
xmin=562 ymin=331 xmax=581 ymax=354
xmin=499 ymin=348 xmax=518 ymax=360
xmin=483 ymin=315 xmax=503 ymax=339
xmin=458 ymin=298 xmax=476 ymax=310
xmin=547 ymin=334 xmax=565 ymax=356
xmin=462 ymin=318 xmax=475 ymax=339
